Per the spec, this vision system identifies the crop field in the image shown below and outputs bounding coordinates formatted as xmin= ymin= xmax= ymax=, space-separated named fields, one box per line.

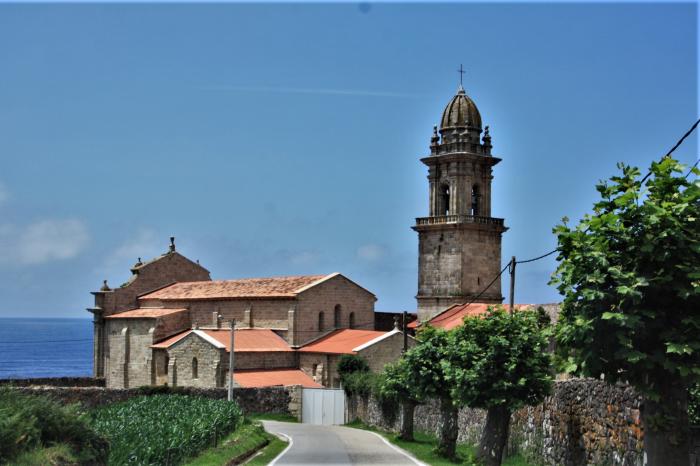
xmin=89 ymin=394 xmax=243 ymax=466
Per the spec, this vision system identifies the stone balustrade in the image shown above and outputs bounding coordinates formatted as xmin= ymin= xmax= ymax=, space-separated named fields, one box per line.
xmin=415 ymin=214 xmax=504 ymax=227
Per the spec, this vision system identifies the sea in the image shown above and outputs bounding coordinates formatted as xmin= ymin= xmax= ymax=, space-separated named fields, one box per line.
xmin=0 ymin=318 xmax=93 ymax=379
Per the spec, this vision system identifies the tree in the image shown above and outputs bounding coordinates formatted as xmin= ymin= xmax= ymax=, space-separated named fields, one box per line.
xmin=377 ymin=358 xmax=422 ymax=440
xmin=447 ymin=306 xmax=553 ymax=466
xmin=337 ymin=354 xmax=369 ymax=378
xmin=551 ymin=157 xmax=700 ymax=466
xmin=403 ymin=326 xmax=459 ymax=459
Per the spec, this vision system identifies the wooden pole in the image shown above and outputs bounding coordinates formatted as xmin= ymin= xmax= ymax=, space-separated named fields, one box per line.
xmin=509 ymin=256 xmax=516 ymax=316
xmin=228 ymin=319 xmax=235 ymax=401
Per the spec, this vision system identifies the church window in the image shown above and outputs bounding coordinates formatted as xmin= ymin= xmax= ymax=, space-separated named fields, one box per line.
xmin=471 ymin=185 xmax=480 ymax=216
xmin=334 ymin=305 xmax=341 ymax=328
xmin=439 ymin=184 xmax=450 ymax=215
xmin=348 ymin=312 xmax=356 ymax=329
xmin=192 ymin=358 xmax=198 ymax=379
xmin=318 ymin=312 xmax=325 ymax=332
xmin=164 ymin=355 xmax=169 ymax=375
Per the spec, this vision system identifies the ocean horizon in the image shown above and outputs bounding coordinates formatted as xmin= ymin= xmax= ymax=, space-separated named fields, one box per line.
xmin=0 ymin=318 xmax=93 ymax=379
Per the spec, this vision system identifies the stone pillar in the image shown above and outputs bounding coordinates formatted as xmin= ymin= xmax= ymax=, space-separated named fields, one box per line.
xmin=244 ymin=305 xmax=253 ymax=328
xmin=288 ymin=305 xmax=297 ymax=346
xmin=168 ymin=358 xmax=177 ymax=387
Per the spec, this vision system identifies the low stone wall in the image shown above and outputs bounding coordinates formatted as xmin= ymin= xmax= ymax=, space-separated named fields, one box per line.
xmin=0 ymin=377 xmax=105 ymax=387
xmin=348 ymin=379 xmax=699 ymax=466
xmin=14 ymin=385 xmax=301 ymax=419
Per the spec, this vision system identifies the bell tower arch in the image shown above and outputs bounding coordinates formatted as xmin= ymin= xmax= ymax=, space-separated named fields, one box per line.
xmin=412 ymin=84 xmax=507 ymax=321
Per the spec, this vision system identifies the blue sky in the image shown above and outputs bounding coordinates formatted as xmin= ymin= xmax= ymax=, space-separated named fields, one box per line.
xmin=0 ymin=3 xmax=696 ymax=318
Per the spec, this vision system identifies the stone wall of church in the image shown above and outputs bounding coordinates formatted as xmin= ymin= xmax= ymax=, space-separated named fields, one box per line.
xmin=357 ymin=332 xmax=415 ymax=373
xmin=105 ymin=319 xmax=155 ymax=389
xmin=167 ymin=334 xmax=226 ymax=388
xmin=417 ymin=226 xmax=503 ymax=321
xmin=295 ymin=275 xmax=375 ymax=346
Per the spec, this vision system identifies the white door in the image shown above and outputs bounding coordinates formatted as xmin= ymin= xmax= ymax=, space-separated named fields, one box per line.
xmin=302 ymin=388 xmax=345 ymax=425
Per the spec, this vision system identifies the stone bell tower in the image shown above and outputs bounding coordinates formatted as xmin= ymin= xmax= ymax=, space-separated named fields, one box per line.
xmin=412 ymin=84 xmax=507 ymax=321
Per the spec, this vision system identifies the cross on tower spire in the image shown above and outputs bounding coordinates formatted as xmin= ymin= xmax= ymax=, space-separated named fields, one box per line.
xmin=457 ymin=64 xmax=466 ymax=87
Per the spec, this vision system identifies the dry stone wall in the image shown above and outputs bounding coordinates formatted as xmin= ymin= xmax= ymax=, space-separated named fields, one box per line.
xmin=348 ymin=379 xmax=700 ymax=466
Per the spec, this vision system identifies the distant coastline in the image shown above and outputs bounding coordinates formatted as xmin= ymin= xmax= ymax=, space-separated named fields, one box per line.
xmin=0 ymin=317 xmax=93 ymax=379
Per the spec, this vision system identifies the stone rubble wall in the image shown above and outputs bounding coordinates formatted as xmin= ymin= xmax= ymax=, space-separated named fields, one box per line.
xmin=12 ymin=385 xmax=300 ymax=418
xmin=347 ymin=379 xmax=700 ymax=466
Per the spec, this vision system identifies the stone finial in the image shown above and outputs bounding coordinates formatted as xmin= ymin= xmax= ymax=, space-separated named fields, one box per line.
xmin=193 ymin=320 xmax=199 ymax=330
xmin=430 ymin=125 xmax=440 ymax=153
xmin=100 ymin=280 xmax=110 ymax=291
xmin=482 ymin=125 xmax=492 ymax=150
xmin=169 ymin=237 xmax=176 ymax=253
xmin=393 ymin=315 xmax=400 ymax=330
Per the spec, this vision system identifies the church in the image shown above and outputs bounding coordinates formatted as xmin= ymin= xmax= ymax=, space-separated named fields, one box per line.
xmin=89 ymin=80 xmax=519 ymax=389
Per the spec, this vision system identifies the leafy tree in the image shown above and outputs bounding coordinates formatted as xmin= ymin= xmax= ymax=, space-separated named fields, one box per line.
xmin=337 ymin=354 xmax=369 ymax=379
xmin=447 ymin=307 xmax=553 ymax=466
xmin=551 ymin=157 xmax=700 ymax=466
xmin=403 ymin=326 xmax=459 ymax=459
xmin=378 ymin=358 xmax=422 ymax=440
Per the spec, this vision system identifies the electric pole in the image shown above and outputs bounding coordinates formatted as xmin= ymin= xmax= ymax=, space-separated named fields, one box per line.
xmin=509 ymin=256 xmax=516 ymax=316
xmin=228 ymin=319 xmax=236 ymax=402
xmin=402 ymin=311 xmax=408 ymax=354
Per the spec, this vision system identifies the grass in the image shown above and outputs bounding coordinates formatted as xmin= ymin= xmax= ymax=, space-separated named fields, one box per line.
xmin=245 ymin=412 xmax=298 ymax=423
xmin=6 ymin=443 xmax=78 ymax=466
xmin=184 ymin=421 xmax=289 ymax=466
xmin=346 ymin=420 xmax=534 ymax=466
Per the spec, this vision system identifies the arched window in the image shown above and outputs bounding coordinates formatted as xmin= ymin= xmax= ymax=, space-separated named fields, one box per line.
xmin=440 ymin=184 xmax=450 ymax=215
xmin=164 ymin=354 xmax=169 ymax=375
xmin=318 ymin=311 xmax=325 ymax=332
xmin=471 ymin=185 xmax=480 ymax=216
xmin=348 ymin=312 xmax=355 ymax=329
xmin=192 ymin=357 xmax=198 ymax=379
xmin=334 ymin=305 xmax=341 ymax=328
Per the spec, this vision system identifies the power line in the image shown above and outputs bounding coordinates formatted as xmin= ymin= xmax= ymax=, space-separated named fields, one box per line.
xmin=516 ymin=249 xmax=557 ymax=265
xmin=641 ymin=117 xmax=700 ymax=183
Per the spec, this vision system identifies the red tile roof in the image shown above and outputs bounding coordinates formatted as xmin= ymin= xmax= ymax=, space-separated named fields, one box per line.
xmin=105 ymin=308 xmax=188 ymax=319
xmin=298 ymin=329 xmax=390 ymax=354
xmin=410 ymin=303 xmax=532 ymax=330
xmin=151 ymin=328 xmax=292 ymax=352
xmin=140 ymin=274 xmax=335 ymax=300
xmin=233 ymin=369 xmax=322 ymax=388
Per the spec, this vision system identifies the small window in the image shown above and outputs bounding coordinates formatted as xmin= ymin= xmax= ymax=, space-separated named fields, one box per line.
xmin=312 ymin=364 xmax=318 ymax=377
xmin=440 ymin=184 xmax=450 ymax=216
xmin=334 ymin=305 xmax=341 ymax=328
xmin=192 ymin=357 xmax=198 ymax=379
xmin=471 ymin=185 xmax=480 ymax=216
xmin=164 ymin=355 xmax=169 ymax=375
xmin=348 ymin=312 xmax=356 ymax=329
xmin=318 ymin=311 xmax=325 ymax=332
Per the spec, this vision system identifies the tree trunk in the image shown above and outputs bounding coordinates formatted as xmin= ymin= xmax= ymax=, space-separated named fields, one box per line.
xmin=399 ymin=400 xmax=416 ymax=441
xmin=642 ymin=379 xmax=690 ymax=466
xmin=477 ymin=405 xmax=511 ymax=466
xmin=436 ymin=397 xmax=459 ymax=460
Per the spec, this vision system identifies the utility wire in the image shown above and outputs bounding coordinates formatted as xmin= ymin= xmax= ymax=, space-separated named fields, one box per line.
xmin=641 ymin=117 xmax=700 ymax=183
xmin=516 ymin=249 xmax=558 ymax=265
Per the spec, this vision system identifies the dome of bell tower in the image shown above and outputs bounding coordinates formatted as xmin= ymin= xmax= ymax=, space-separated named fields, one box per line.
xmin=440 ymin=85 xmax=482 ymax=130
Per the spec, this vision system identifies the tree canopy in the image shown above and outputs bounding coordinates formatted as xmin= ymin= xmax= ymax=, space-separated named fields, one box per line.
xmin=551 ymin=157 xmax=700 ymax=395
xmin=446 ymin=306 xmax=554 ymax=412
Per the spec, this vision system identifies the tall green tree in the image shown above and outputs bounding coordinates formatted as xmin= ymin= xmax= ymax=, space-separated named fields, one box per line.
xmin=403 ymin=326 xmax=459 ymax=459
xmin=552 ymin=157 xmax=700 ymax=466
xmin=378 ymin=358 xmax=422 ymax=440
xmin=447 ymin=307 xmax=553 ymax=466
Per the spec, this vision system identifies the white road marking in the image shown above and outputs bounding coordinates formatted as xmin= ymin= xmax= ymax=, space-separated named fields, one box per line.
xmin=368 ymin=431 xmax=427 ymax=466
xmin=268 ymin=432 xmax=293 ymax=466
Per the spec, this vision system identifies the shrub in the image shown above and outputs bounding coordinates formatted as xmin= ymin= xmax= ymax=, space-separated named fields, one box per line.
xmin=337 ymin=354 xmax=369 ymax=378
xmin=341 ymin=371 xmax=378 ymax=397
xmin=691 ymin=384 xmax=700 ymax=426
xmin=88 ymin=394 xmax=243 ymax=466
xmin=0 ymin=388 xmax=108 ymax=465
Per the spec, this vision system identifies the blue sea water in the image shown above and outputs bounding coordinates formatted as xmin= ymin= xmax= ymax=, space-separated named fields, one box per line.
xmin=0 ymin=318 xmax=93 ymax=379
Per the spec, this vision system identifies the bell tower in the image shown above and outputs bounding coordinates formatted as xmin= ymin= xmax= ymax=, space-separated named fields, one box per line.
xmin=412 ymin=84 xmax=507 ymax=321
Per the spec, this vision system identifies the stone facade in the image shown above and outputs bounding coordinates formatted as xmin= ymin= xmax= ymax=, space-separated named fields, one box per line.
xmin=413 ymin=87 xmax=506 ymax=321
xmin=89 ymin=244 xmax=211 ymax=378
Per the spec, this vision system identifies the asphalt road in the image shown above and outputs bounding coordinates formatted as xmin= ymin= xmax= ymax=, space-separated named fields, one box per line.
xmin=262 ymin=420 xmax=425 ymax=466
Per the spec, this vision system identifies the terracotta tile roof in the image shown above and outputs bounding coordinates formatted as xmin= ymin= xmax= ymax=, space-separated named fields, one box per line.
xmin=140 ymin=274 xmax=335 ymax=300
xmin=151 ymin=328 xmax=292 ymax=352
xmin=105 ymin=308 xmax=188 ymax=319
xmin=410 ymin=303 xmax=532 ymax=330
xmin=233 ymin=369 xmax=322 ymax=389
xmin=298 ymin=329 xmax=390 ymax=354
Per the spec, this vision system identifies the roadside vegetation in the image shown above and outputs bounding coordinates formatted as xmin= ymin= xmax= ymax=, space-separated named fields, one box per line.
xmin=0 ymin=387 xmax=108 ymax=465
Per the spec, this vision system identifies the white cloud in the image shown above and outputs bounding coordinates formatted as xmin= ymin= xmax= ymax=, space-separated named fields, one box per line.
xmin=104 ymin=229 xmax=161 ymax=269
xmin=289 ymin=250 xmax=320 ymax=266
xmin=0 ymin=219 xmax=90 ymax=265
xmin=357 ymin=243 xmax=386 ymax=262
